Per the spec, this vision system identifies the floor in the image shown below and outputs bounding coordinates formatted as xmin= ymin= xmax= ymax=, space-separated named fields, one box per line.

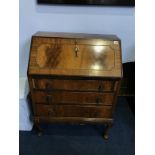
xmin=19 ymin=97 xmax=135 ymax=155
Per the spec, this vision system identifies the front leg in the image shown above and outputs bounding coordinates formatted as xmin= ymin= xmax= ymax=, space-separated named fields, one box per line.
xmin=103 ymin=122 xmax=113 ymax=140
xmin=35 ymin=123 xmax=43 ymax=136
xmin=34 ymin=118 xmax=43 ymax=136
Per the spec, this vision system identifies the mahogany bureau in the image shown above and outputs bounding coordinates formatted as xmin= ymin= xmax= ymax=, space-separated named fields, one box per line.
xmin=27 ymin=32 xmax=123 ymax=139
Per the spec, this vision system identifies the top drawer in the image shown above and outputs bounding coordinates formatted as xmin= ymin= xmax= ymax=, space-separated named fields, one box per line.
xmin=32 ymin=78 xmax=115 ymax=92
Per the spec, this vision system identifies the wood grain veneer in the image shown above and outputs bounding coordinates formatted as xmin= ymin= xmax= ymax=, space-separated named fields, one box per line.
xmin=27 ymin=32 xmax=123 ymax=139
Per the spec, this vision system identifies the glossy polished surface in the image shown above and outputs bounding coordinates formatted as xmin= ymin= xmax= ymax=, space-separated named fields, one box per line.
xmin=33 ymin=91 xmax=114 ymax=105
xmin=35 ymin=104 xmax=113 ymax=118
xmin=28 ymin=32 xmax=122 ymax=78
xmin=35 ymin=44 xmax=115 ymax=71
xmin=27 ymin=32 xmax=123 ymax=138
xmin=32 ymin=78 xmax=115 ymax=92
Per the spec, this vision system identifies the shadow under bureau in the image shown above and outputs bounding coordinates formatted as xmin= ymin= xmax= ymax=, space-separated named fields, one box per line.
xmin=27 ymin=32 xmax=123 ymax=139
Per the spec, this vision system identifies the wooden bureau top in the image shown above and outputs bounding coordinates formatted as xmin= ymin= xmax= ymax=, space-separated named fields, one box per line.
xmin=34 ymin=31 xmax=121 ymax=41
xmin=28 ymin=32 xmax=123 ymax=78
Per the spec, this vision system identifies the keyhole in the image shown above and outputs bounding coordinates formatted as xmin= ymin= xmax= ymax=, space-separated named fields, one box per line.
xmin=75 ymin=46 xmax=78 ymax=57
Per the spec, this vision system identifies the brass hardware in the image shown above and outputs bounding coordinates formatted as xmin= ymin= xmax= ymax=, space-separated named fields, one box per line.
xmin=94 ymin=112 xmax=99 ymax=117
xmin=96 ymin=97 xmax=101 ymax=104
xmin=98 ymin=84 xmax=104 ymax=92
xmin=34 ymin=79 xmax=39 ymax=89
xmin=74 ymin=46 xmax=79 ymax=57
xmin=46 ymin=95 xmax=52 ymax=104
xmin=48 ymin=108 xmax=55 ymax=116
xmin=45 ymin=82 xmax=51 ymax=90
xmin=74 ymin=40 xmax=79 ymax=57
xmin=48 ymin=107 xmax=56 ymax=116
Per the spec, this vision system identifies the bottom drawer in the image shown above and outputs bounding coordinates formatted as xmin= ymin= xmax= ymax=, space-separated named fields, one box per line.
xmin=35 ymin=105 xmax=112 ymax=118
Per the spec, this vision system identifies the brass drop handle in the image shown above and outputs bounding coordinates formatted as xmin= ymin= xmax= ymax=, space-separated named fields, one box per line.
xmin=98 ymin=84 xmax=104 ymax=92
xmin=48 ymin=108 xmax=55 ymax=116
xmin=46 ymin=95 xmax=52 ymax=104
xmin=96 ymin=97 xmax=101 ymax=104
xmin=34 ymin=79 xmax=39 ymax=89
xmin=45 ymin=82 xmax=51 ymax=90
xmin=94 ymin=111 xmax=99 ymax=117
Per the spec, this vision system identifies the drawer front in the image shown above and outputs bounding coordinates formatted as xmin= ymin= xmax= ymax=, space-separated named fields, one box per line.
xmin=32 ymin=79 xmax=115 ymax=92
xmin=33 ymin=91 xmax=114 ymax=105
xmin=35 ymin=105 xmax=112 ymax=118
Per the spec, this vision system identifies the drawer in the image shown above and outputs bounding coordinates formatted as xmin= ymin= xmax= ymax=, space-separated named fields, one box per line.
xmin=35 ymin=105 xmax=113 ymax=118
xmin=32 ymin=79 xmax=115 ymax=92
xmin=33 ymin=91 xmax=114 ymax=105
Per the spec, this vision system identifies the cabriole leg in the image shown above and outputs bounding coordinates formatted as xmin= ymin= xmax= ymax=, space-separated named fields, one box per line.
xmin=35 ymin=123 xmax=43 ymax=136
xmin=103 ymin=122 xmax=113 ymax=140
xmin=34 ymin=118 xmax=43 ymax=136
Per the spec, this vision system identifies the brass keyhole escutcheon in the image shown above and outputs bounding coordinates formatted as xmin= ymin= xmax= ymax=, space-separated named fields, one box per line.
xmin=74 ymin=40 xmax=79 ymax=57
xmin=74 ymin=46 xmax=79 ymax=57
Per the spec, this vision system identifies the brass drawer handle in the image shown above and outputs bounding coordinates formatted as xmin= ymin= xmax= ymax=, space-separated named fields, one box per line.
xmin=46 ymin=95 xmax=52 ymax=104
xmin=98 ymin=84 xmax=104 ymax=92
xmin=45 ymin=82 xmax=51 ymax=90
xmin=48 ymin=109 xmax=55 ymax=116
xmin=96 ymin=97 xmax=101 ymax=104
xmin=34 ymin=79 xmax=39 ymax=89
xmin=94 ymin=112 xmax=99 ymax=117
